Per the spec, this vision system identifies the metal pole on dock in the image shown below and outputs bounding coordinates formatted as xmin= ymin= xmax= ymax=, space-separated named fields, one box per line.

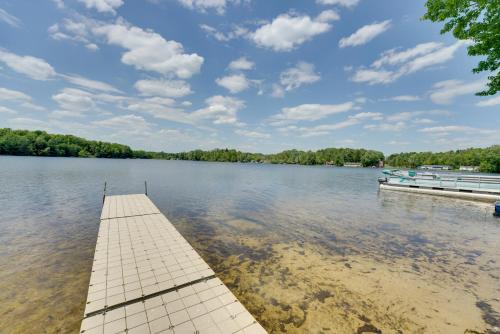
xmin=102 ymin=181 xmax=107 ymax=205
xmin=144 ymin=181 xmax=148 ymax=196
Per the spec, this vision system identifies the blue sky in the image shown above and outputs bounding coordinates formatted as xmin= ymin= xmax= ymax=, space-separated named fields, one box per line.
xmin=0 ymin=0 xmax=498 ymax=154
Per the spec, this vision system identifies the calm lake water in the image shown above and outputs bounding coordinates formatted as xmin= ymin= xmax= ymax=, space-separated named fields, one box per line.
xmin=0 ymin=156 xmax=499 ymax=334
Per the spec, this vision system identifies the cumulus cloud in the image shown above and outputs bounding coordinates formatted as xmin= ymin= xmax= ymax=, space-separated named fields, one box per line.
xmin=316 ymin=9 xmax=340 ymax=23
xmin=52 ymin=88 xmax=95 ymax=111
xmin=339 ymin=20 xmax=391 ymax=48
xmin=251 ymin=10 xmax=339 ymax=51
xmin=48 ymin=17 xmax=98 ymax=50
xmin=316 ymin=0 xmax=360 ymax=7
xmin=200 ymin=24 xmax=249 ymax=42
xmin=176 ymin=0 xmax=243 ymax=15
xmin=125 ymin=97 xmax=193 ymax=124
xmin=235 ymin=129 xmax=270 ymax=139
xmin=0 ymin=87 xmax=32 ymax=101
xmin=94 ymin=114 xmax=153 ymax=133
xmin=0 ymin=106 xmax=17 ymax=114
xmin=0 ymin=87 xmax=46 ymax=111
xmin=418 ymin=125 xmax=494 ymax=135
xmin=351 ymin=41 xmax=466 ymax=85
xmin=271 ymin=102 xmax=354 ymax=123
xmin=134 ymin=79 xmax=192 ymax=98
xmin=476 ymin=95 xmax=500 ymax=107
xmin=77 ymin=0 xmax=124 ymax=15
xmin=429 ymin=79 xmax=486 ymax=105
xmin=0 ymin=50 xmax=56 ymax=80
xmin=62 ymin=74 xmax=122 ymax=93
xmin=280 ymin=62 xmax=321 ymax=91
xmin=191 ymin=95 xmax=245 ymax=125
xmin=93 ymin=19 xmax=204 ymax=78
xmin=271 ymin=84 xmax=285 ymax=98
xmin=279 ymin=118 xmax=360 ymax=137
xmin=228 ymin=57 xmax=254 ymax=71
xmin=0 ymin=8 xmax=21 ymax=27
xmin=382 ymin=95 xmax=420 ymax=102
xmin=216 ymin=74 xmax=250 ymax=94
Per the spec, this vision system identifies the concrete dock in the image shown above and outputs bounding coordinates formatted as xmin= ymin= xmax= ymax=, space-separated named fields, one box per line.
xmin=80 ymin=194 xmax=266 ymax=334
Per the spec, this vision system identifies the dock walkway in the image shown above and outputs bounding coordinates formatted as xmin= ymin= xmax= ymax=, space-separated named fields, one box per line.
xmin=80 ymin=194 xmax=266 ymax=334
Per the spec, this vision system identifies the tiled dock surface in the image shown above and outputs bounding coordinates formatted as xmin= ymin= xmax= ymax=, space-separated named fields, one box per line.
xmin=81 ymin=194 xmax=266 ymax=334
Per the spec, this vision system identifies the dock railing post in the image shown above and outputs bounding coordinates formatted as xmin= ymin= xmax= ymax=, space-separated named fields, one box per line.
xmin=145 ymin=181 xmax=148 ymax=196
xmin=102 ymin=181 xmax=107 ymax=205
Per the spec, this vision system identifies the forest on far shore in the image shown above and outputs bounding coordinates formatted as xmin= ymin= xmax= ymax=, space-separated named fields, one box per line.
xmin=0 ymin=128 xmax=498 ymax=172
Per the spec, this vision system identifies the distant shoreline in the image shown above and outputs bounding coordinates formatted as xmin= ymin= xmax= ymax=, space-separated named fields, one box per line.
xmin=1 ymin=128 xmax=498 ymax=173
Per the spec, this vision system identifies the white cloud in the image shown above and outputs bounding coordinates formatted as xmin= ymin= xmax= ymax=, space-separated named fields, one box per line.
xmin=125 ymin=98 xmax=193 ymax=124
xmin=94 ymin=114 xmax=153 ymax=133
xmin=176 ymin=0 xmax=239 ymax=15
xmin=52 ymin=88 xmax=95 ymax=111
xmin=271 ymin=84 xmax=285 ymax=98
xmin=235 ymin=129 xmax=270 ymax=139
xmin=0 ymin=8 xmax=21 ymax=27
xmin=53 ymin=0 xmax=65 ymax=8
xmin=0 ymin=87 xmax=31 ymax=101
xmin=134 ymin=79 xmax=192 ymax=98
xmin=50 ymin=110 xmax=85 ymax=118
xmin=228 ymin=57 xmax=254 ymax=71
xmin=279 ymin=118 xmax=360 ymax=137
xmin=418 ymin=125 xmax=494 ymax=135
xmin=383 ymin=95 xmax=420 ymax=102
xmin=271 ymin=102 xmax=354 ymax=123
xmin=316 ymin=0 xmax=360 ymax=7
xmin=48 ymin=17 xmax=96 ymax=48
xmin=349 ymin=112 xmax=383 ymax=120
xmin=93 ymin=20 xmax=204 ymax=78
xmin=414 ymin=118 xmax=435 ymax=124
xmin=316 ymin=10 xmax=340 ymax=23
xmin=0 ymin=87 xmax=46 ymax=111
xmin=339 ymin=20 xmax=391 ymax=48
xmin=477 ymin=95 xmax=500 ymax=107
xmin=0 ymin=105 xmax=16 ymax=114
xmin=78 ymin=0 xmax=123 ymax=15
xmin=216 ymin=74 xmax=250 ymax=94
xmin=372 ymin=42 xmax=441 ymax=68
xmin=200 ymin=24 xmax=249 ymax=42
xmin=364 ymin=121 xmax=406 ymax=132
xmin=385 ymin=109 xmax=449 ymax=123
xmin=191 ymin=95 xmax=245 ymax=125
xmin=351 ymin=69 xmax=395 ymax=84
xmin=280 ymin=62 xmax=320 ymax=91
xmin=429 ymin=79 xmax=486 ymax=104
xmin=61 ymin=74 xmax=121 ymax=93
xmin=251 ymin=11 xmax=338 ymax=52
xmin=351 ymin=41 xmax=466 ymax=84
xmin=0 ymin=50 xmax=56 ymax=80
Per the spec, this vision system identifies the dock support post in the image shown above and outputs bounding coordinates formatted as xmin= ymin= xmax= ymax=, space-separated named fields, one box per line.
xmin=102 ymin=181 xmax=107 ymax=205
xmin=145 ymin=181 xmax=148 ymax=196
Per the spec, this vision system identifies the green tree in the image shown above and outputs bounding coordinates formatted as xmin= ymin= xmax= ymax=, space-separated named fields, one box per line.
xmin=422 ymin=0 xmax=500 ymax=95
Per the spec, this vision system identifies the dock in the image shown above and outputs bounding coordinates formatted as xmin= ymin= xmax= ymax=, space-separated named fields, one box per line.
xmin=80 ymin=194 xmax=267 ymax=334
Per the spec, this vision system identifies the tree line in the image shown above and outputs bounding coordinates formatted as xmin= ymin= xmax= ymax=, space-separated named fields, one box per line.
xmin=0 ymin=128 xmax=133 ymax=158
xmin=1 ymin=128 xmax=498 ymax=172
xmin=0 ymin=128 xmax=384 ymax=166
xmin=386 ymin=146 xmax=500 ymax=173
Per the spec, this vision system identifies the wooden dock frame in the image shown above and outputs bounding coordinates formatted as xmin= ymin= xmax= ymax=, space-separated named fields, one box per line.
xmin=80 ymin=190 xmax=266 ymax=334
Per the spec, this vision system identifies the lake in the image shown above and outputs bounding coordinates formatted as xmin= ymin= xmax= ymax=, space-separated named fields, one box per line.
xmin=0 ymin=156 xmax=499 ymax=333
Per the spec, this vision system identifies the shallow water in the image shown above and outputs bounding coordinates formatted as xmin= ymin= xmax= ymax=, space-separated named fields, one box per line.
xmin=0 ymin=156 xmax=499 ymax=333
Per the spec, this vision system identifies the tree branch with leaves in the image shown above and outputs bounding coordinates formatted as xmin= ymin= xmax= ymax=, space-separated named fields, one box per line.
xmin=423 ymin=0 xmax=499 ymax=95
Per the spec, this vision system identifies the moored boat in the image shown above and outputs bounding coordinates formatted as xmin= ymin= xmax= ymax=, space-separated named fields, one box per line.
xmin=379 ymin=169 xmax=500 ymax=201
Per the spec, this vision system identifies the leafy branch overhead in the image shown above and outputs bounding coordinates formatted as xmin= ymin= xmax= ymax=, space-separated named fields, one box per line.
xmin=423 ymin=0 xmax=499 ymax=95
